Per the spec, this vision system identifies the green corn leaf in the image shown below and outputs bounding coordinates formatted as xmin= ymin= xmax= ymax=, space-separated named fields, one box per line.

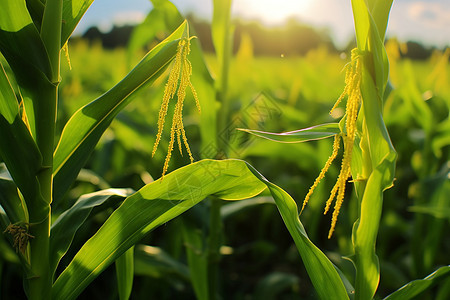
xmin=238 ymin=123 xmax=340 ymax=143
xmin=115 ymin=246 xmax=134 ymax=300
xmin=53 ymin=159 xmax=348 ymax=299
xmin=0 ymin=0 xmax=52 ymax=82
xmin=246 ymin=163 xmax=351 ymax=300
xmin=61 ymin=0 xmax=94 ymax=46
xmin=0 ymin=63 xmax=42 ymax=214
xmin=49 ymin=188 xmax=134 ymax=275
xmin=51 ymin=159 xmax=266 ymax=299
xmin=25 ymin=0 xmax=45 ymax=31
xmin=351 ymin=0 xmax=370 ymax=50
xmin=367 ymin=13 xmax=390 ymax=98
xmin=0 ymin=0 xmax=54 ymax=144
xmin=0 ymin=63 xmax=19 ymax=124
xmin=384 ymin=266 xmax=450 ymax=300
xmin=0 ymin=164 xmax=28 ymax=224
xmin=366 ymin=0 xmax=393 ymax=42
xmin=52 ymin=21 xmax=188 ymax=202
xmin=52 ymin=159 xmax=350 ymax=300
xmin=352 ymin=0 xmax=393 ymax=53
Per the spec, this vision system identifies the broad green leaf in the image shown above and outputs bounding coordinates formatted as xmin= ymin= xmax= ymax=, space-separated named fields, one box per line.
xmin=246 ymin=163 xmax=351 ymax=300
xmin=25 ymin=0 xmax=45 ymax=31
xmin=239 ymin=123 xmax=340 ymax=143
xmin=61 ymin=0 xmax=94 ymax=46
xmin=0 ymin=63 xmax=42 ymax=213
xmin=52 ymin=21 xmax=188 ymax=202
xmin=0 ymin=62 xmax=19 ymax=123
xmin=366 ymin=13 xmax=390 ymax=97
xmin=49 ymin=188 xmax=134 ymax=274
xmin=0 ymin=0 xmax=54 ymax=142
xmin=52 ymin=159 xmax=350 ymax=300
xmin=40 ymin=0 xmax=63 ymax=81
xmin=384 ymin=266 xmax=450 ymax=300
xmin=0 ymin=0 xmax=52 ymax=82
xmin=351 ymin=158 xmax=392 ymax=300
xmin=360 ymin=67 xmax=396 ymax=187
xmin=367 ymin=0 xmax=393 ymax=42
xmin=351 ymin=0 xmax=370 ymax=50
xmin=52 ymin=159 xmax=266 ymax=300
xmin=351 ymin=67 xmax=396 ymax=300
xmin=115 ymin=246 xmax=134 ymax=300
xmin=0 ymin=164 xmax=27 ymax=224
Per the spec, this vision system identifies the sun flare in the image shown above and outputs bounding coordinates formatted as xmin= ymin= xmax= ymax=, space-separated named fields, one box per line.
xmin=235 ymin=0 xmax=312 ymax=25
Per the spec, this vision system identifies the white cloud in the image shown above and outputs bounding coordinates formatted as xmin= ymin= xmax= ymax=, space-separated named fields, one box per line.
xmin=408 ymin=1 xmax=450 ymax=28
xmin=113 ymin=11 xmax=147 ymax=26
xmin=95 ymin=11 xmax=146 ymax=33
xmin=388 ymin=1 xmax=450 ymax=47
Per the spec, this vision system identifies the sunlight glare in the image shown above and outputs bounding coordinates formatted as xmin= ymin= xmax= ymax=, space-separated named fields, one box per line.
xmin=235 ymin=0 xmax=312 ymax=25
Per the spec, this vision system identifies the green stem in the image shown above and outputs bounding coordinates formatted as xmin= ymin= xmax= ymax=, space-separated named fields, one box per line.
xmin=28 ymin=215 xmax=51 ymax=300
xmin=207 ymin=198 xmax=223 ymax=300
xmin=216 ymin=31 xmax=231 ymax=154
xmin=27 ymin=0 xmax=62 ymax=298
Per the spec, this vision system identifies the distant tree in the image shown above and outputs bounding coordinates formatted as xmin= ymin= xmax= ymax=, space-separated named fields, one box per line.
xmin=82 ymin=25 xmax=134 ymax=48
xmin=403 ymin=41 xmax=432 ymax=60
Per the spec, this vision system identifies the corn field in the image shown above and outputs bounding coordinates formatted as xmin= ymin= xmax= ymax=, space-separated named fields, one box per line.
xmin=0 ymin=0 xmax=449 ymax=299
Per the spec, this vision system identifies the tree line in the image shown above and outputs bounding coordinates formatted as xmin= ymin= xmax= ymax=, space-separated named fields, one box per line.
xmin=79 ymin=16 xmax=445 ymax=60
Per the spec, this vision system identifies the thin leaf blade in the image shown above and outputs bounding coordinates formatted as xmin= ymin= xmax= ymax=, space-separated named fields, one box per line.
xmin=115 ymin=246 xmax=134 ymax=300
xmin=239 ymin=123 xmax=340 ymax=143
xmin=50 ymin=188 xmax=134 ymax=274
xmin=384 ymin=266 xmax=450 ymax=300
xmin=61 ymin=0 xmax=94 ymax=46
xmin=246 ymin=163 xmax=351 ymax=300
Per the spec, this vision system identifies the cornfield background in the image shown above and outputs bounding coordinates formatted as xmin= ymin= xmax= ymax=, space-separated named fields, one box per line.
xmin=0 ymin=0 xmax=449 ymax=299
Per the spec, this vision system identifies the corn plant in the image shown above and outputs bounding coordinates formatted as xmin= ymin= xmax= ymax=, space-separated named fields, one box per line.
xmin=1 ymin=0 xmax=449 ymax=299
xmin=242 ymin=0 xmax=450 ymax=299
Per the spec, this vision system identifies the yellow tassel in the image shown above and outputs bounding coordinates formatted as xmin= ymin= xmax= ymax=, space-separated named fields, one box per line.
xmin=300 ymin=134 xmax=341 ymax=214
xmin=62 ymin=41 xmax=72 ymax=70
xmin=152 ymin=34 xmax=200 ymax=178
xmin=302 ymin=48 xmax=362 ymax=238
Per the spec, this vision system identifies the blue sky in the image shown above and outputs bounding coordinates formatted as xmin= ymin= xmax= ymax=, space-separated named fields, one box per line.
xmin=75 ymin=0 xmax=450 ymax=48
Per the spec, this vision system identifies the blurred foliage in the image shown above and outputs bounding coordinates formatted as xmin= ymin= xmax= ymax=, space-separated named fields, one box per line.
xmin=75 ymin=16 xmax=448 ymax=60
xmin=1 ymin=34 xmax=448 ymax=299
